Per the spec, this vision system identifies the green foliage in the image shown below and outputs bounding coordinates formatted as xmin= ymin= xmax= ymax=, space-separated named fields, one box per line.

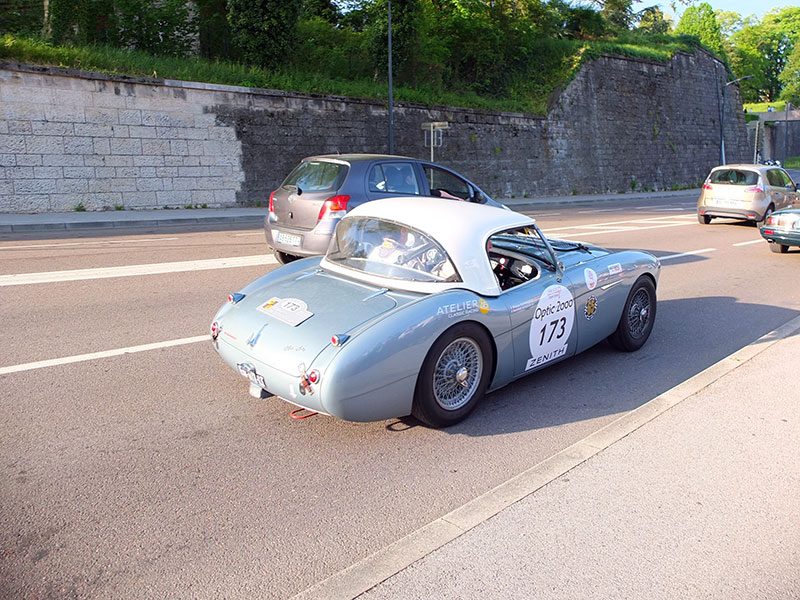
xmin=675 ymin=2 xmax=726 ymax=60
xmin=780 ymin=43 xmax=800 ymax=103
xmin=227 ymin=0 xmax=301 ymax=70
xmin=294 ymin=17 xmax=372 ymax=80
xmin=784 ymin=156 xmax=800 ymax=169
xmin=197 ymin=0 xmax=234 ymax=59
xmin=729 ymin=7 xmax=800 ymax=102
xmin=636 ymin=7 xmax=671 ymax=36
xmin=602 ymin=0 xmax=634 ymax=31
xmin=0 ymin=0 xmax=45 ymax=35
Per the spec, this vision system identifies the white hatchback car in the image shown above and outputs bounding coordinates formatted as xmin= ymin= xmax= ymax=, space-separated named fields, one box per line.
xmin=697 ymin=164 xmax=798 ymax=225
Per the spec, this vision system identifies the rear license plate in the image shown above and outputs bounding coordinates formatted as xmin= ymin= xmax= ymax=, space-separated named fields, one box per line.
xmin=237 ymin=362 xmax=266 ymax=388
xmin=276 ymin=231 xmax=301 ymax=247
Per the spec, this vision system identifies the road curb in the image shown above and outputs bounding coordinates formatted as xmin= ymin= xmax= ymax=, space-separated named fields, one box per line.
xmin=291 ymin=313 xmax=800 ymax=600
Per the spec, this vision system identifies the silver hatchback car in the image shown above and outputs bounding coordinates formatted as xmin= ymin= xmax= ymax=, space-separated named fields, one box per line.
xmin=264 ymin=154 xmax=504 ymax=263
xmin=697 ymin=164 xmax=798 ymax=225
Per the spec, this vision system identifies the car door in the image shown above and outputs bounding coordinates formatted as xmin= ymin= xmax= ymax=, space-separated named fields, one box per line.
xmin=778 ymin=169 xmax=799 ymax=207
xmin=766 ymin=169 xmax=789 ymax=209
xmin=496 ymin=266 xmax=579 ymax=377
xmin=365 ymin=161 xmax=424 ymax=200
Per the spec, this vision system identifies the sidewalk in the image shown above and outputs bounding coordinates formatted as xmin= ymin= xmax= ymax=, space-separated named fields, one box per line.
xmin=299 ymin=317 xmax=800 ymax=600
xmin=0 ymin=189 xmax=698 ymax=233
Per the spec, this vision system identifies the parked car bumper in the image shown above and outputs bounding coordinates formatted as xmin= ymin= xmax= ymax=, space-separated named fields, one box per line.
xmin=264 ymin=214 xmax=338 ymax=257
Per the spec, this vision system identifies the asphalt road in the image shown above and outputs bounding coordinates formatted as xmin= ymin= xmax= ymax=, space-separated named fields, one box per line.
xmin=2 ymin=194 xmax=799 ymax=599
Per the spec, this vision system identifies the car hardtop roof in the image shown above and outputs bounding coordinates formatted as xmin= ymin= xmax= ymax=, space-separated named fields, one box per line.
xmin=346 ymin=196 xmax=534 ymax=246
xmin=305 ymin=153 xmax=415 ymax=163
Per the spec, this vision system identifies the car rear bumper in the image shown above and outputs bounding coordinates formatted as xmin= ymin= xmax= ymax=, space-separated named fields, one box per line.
xmin=263 ymin=214 xmax=337 ymax=257
xmin=697 ymin=206 xmax=765 ymax=221
xmin=759 ymin=228 xmax=800 ymax=247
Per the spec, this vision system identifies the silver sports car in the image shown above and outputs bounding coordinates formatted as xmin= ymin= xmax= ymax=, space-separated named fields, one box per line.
xmin=212 ymin=197 xmax=661 ymax=427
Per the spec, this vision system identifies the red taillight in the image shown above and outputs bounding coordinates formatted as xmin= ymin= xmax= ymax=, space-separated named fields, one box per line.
xmin=763 ymin=229 xmax=774 ymax=235
xmin=307 ymin=369 xmax=320 ymax=384
xmin=702 ymin=183 xmax=712 ymax=190
xmin=318 ymin=195 xmax=350 ymax=220
xmin=744 ymin=186 xmax=764 ymax=193
xmin=268 ymin=190 xmax=276 ymax=213
xmin=210 ymin=321 xmax=220 ymax=340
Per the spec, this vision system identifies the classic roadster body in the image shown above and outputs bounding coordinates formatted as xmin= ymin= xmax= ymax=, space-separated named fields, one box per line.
xmin=212 ymin=197 xmax=660 ymax=427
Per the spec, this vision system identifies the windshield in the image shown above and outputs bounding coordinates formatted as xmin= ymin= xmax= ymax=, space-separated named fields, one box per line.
xmin=488 ymin=226 xmax=560 ymax=269
xmin=326 ymin=217 xmax=460 ymax=283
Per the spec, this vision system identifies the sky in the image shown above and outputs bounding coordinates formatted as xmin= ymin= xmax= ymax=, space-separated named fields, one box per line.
xmin=661 ymin=0 xmax=796 ymax=21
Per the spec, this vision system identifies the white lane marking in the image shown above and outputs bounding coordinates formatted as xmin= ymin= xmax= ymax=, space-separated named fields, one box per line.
xmin=659 ymin=248 xmax=716 ymax=261
xmin=577 ymin=207 xmax=626 ymax=214
xmin=0 ymin=254 xmax=277 ymax=286
xmin=733 ymin=239 xmax=764 ymax=247
xmin=0 ymin=335 xmax=208 ymax=376
xmin=0 ymin=237 xmax=179 ymax=251
xmin=231 ymin=232 xmax=265 ymax=237
xmin=544 ymin=214 xmax=694 ymax=233
xmin=544 ymin=222 xmax=690 ymax=238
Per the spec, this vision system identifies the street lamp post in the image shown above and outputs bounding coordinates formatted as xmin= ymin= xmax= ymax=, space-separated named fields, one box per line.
xmin=387 ymin=0 xmax=394 ymax=154
xmin=720 ymin=75 xmax=753 ymax=165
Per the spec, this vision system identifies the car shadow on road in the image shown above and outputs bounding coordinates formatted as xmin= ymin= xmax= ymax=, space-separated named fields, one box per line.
xmin=393 ymin=296 xmax=799 ymax=437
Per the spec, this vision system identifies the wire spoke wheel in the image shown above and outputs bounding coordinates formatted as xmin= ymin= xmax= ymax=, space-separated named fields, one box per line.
xmin=626 ymin=288 xmax=651 ymax=339
xmin=432 ymin=337 xmax=483 ymax=411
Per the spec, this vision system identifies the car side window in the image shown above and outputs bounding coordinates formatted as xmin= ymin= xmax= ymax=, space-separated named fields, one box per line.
xmin=423 ymin=165 xmax=471 ymax=201
xmin=368 ymin=163 xmax=420 ymax=195
xmin=778 ymin=170 xmax=793 ymax=187
xmin=766 ymin=170 xmax=781 ymax=187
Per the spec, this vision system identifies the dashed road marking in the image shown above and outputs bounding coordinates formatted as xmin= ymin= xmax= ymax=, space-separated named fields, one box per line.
xmin=733 ymin=239 xmax=764 ymax=247
xmin=0 ymin=335 xmax=209 ymax=375
xmin=0 ymin=254 xmax=277 ymax=286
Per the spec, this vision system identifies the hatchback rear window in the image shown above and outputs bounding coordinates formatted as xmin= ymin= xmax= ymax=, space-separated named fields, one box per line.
xmin=282 ymin=161 xmax=347 ymax=193
xmin=709 ymin=169 xmax=759 ymax=186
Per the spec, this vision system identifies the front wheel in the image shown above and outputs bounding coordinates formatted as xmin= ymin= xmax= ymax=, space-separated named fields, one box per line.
xmin=769 ymin=242 xmax=789 ymax=254
xmin=608 ymin=276 xmax=657 ymax=352
xmin=412 ymin=323 xmax=493 ymax=428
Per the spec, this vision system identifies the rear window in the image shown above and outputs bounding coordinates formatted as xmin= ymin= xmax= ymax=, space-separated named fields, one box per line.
xmin=709 ymin=169 xmax=759 ymax=186
xmin=282 ymin=161 xmax=347 ymax=193
xmin=326 ymin=216 xmax=459 ymax=283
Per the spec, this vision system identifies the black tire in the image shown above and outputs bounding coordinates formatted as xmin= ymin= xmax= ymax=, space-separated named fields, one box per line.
xmin=273 ymin=249 xmax=299 ymax=265
xmin=608 ymin=276 xmax=657 ymax=352
xmin=412 ymin=323 xmax=493 ymax=428
xmin=759 ymin=204 xmax=775 ymax=224
xmin=697 ymin=213 xmax=712 ymax=225
xmin=769 ymin=242 xmax=789 ymax=254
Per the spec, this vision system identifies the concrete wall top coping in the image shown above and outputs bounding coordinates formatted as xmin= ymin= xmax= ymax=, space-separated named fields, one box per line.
xmin=0 ymin=60 xmax=547 ymax=120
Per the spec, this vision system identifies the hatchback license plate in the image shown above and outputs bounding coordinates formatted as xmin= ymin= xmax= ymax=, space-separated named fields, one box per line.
xmin=276 ymin=231 xmax=301 ymax=247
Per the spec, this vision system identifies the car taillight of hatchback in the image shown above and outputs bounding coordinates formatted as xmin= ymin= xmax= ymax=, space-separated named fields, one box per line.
xmin=318 ymin=195 xmax=350 ymax=220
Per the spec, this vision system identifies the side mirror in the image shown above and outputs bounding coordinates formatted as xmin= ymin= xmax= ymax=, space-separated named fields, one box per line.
xmin=471 ymin=190 xmax=484 ymax=203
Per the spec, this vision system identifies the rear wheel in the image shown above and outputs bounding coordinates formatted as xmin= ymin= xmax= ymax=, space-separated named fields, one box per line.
xmin=759 ymin=204 xmax=775 ymax=224
xmin=273 ymin=249 xmax=299 ymax=265
xmin=769 ymin=242 xmax=789 ymax=254
xmin=697 ymin=213 xmax=712 ymax=225
xmin=412 ymin=323 xmax=492 ymax=428
xmin=608 ymin=276 xmax=657 ymax=352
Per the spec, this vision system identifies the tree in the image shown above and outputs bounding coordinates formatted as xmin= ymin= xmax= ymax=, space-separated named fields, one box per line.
xmin=729 ymin=7 xmax=800 ymax=101
xmin=227 ymin=0 xmax=301 ymax=70
xmin=602 ymin=0 xmax=633 ymax=30
xmin=636 ymin=7 xmax=671 ymax=35
xmin=780 ymin=42 xmax=800 ymax=104
xmin=675 ymin=2 xmax=726 ymax=59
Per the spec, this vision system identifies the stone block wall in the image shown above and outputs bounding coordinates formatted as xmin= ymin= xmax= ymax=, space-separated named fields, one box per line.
xmin=0 ymin=49 xmax=749 ymax=213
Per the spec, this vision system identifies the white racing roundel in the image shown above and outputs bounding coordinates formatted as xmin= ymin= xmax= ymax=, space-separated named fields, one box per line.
xmin=527 ymin=284 xmax=575 ymax=370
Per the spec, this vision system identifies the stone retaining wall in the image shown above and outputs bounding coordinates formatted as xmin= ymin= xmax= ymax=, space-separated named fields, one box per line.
xmin=0 ymin=49 xmax=749 ymax=213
